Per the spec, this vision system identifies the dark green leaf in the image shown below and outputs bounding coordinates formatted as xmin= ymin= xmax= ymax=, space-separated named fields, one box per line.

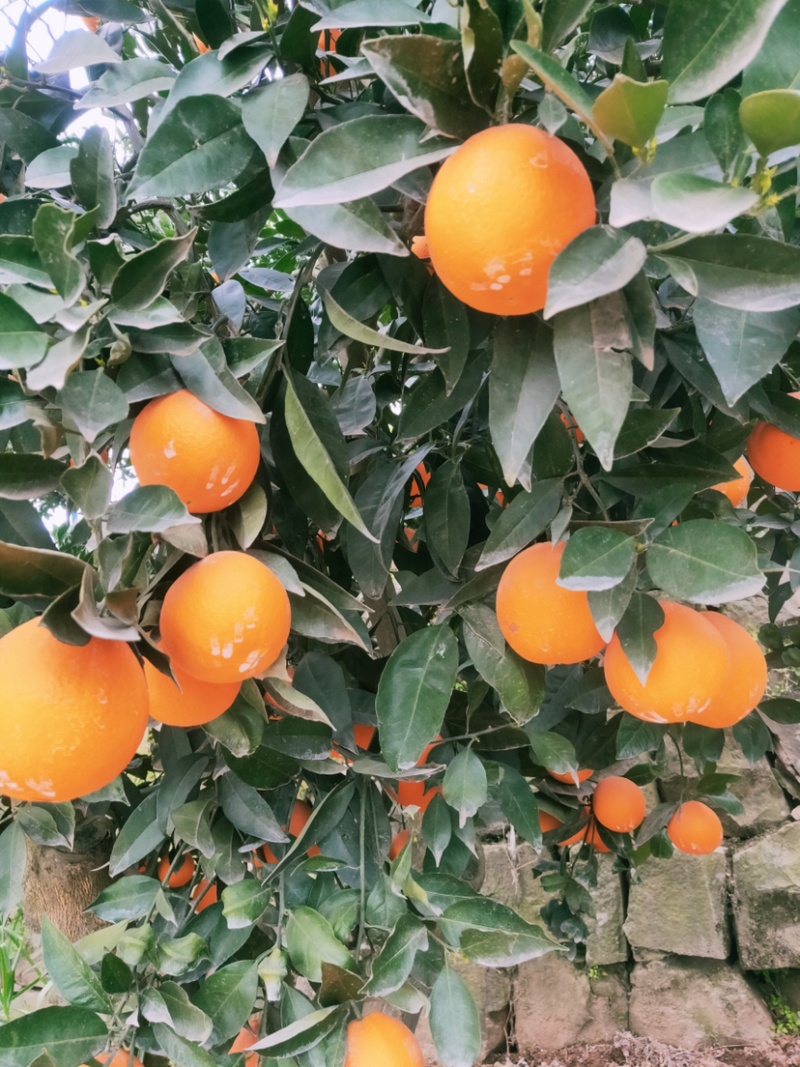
xmin=422 ymin=793 xmax=452 ymax=865
xmin=423 ymin=277 xmax=470 ymax=395
xmin=558 ymin=527 xmax=636 ymax=592
xmin=362 ymin=914 xmax=428 ymax=997
xmin=0 ymin=293 xmax=48 ymax=369
xmin=88 ymin=876 xmax=160 ymax=921
xmin=525 ymin=730 xmax=577 ymax=775
xmin=77 ymin=58 xmax=175 ymax=109
xmin=106 ymin=485 xmax=199 ymax=535
xmin=0 ymin=110 xmax=58 ymax=162
xmin=0 ymin=542 xmax=88 ymax=598
xmin=32 ymin=204 xmax=85 ymax=305
xmin=615 ymin=713 xmax=667 ymax=759
xmin=443 ymin=748 xmax=487 ymax=825
xmin=0 ymin=453 xmax=67 ymax=500
xmin=429 ymin=964 xmax=481 ymax=1067
xmin=285 ymin=907 xmax=353 ymax=983
xmin=57 ymin=370 xmax=128 ymax=445
xmin=61 ymin=454 xmax=113 ymax=520
xmin=41 ymin=917 xmax=113 ymax=1013
xmin=493 ymin=764 xmax=542 ymax=850
xmin=241 ymin=73 xmax=309 ymax=168
xmin=0 ymin=1006 xmax=107 ymax=1067
xmin=476 ymin=479 xmax=563 ymax=570
xmin=250 ymin=1006 xmax=341 ymax=1057
xmin=152 ymin=1022 xmax=218 ymax=1067
xmin=219 ymin=773 xmax=287 ymax=842
xmin=140 ymin=982 xmax=212 ymax=1043
xmin=732 ymin=711 xmax=773 ymax=764
xmin=648 ymin=520 xmax=765 ymax=605
xmin=424 ymin=459 xmax=470 ymax=577
xmin=461 ymin=603 xmax=545 ymax=723
xmin=287 ymin=198 xmax=407 ymax=256
xmin=70 ymin=127 xmax=116 ymax=229
xmin=704 ymin=89 xmax=745 ymax=172
xmin=588 ymin=562 xmax=637 ymax=642
xmin=542 ymin=0 xmax=594 ymax=52
xmin=614 ymin=593 xmax=664 ymax=687
xmin=108 ymin=793 xmax=165 ymax=877
xmin=759 ymin=697 xmax=800 ymax=724
xmin=110 ymin=231 xmax=197 ymax=312
xmin=193 ymin=960 xmax=259 ymax=1043
xmin=545 ymin=226 xmax=647 ymax=319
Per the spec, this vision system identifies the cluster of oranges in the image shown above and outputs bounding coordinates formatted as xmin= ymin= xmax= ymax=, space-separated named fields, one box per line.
xmin=0 ymin=392 xmax=291 ymax=805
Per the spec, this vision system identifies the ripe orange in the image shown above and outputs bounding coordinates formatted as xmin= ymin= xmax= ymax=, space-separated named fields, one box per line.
xmin=159 ymin=551 xmax=291 ymax=684
xmin=711 ymin=455 xmax=752 ymax=507
xmin=558 ymin=810 xmax=610 ymax=852
xmin=691 ymin=613 xmax=767 ymax=729
xmin=388 ymin=829 xmax=410 ymax=860
xmin=538 ymin=810 xmax=563 ymax=833
xmin=0 ymin=619 xmax=147 ymax=803
xmin=395 ymin=779 xmax=440 ymax=812
xmin=318 ymin=28 xmax=341 ymax=77
xmin=144 ymin=655 xmax=239 ymax=727
xmin=81 ymin=1051 xmax=145 ymax=1067
xmin=408 ymin=461 xmax=430 ymax=509
xmin=81 ymin=15 xmax=100 ymax=31
xmin=747 ymin=420 xmax=800 ymax=491
xmin=345 ymin=1011 xmax=424 ymax=1067
xmin=603 ymin=602 xmax=730 ymax=724
xmin=191 ymin=879 xmax=218 ymax=911
xmin=560 ymin=411 xmax=585 ymax=444
xmin=592 ymin=776 xmax=646 ymax=833
xmin=262 ymin=799 xmax=320 ymax=863
xmin=158 ymin=853 xmax=196 ymax=887
xmin=230 ymin=1016 xmax=261 ymax=1066
xmin=193 ymin=33 xmax=210 ymax=53
xmin=129 ymin=389 xmax=260 ymax=514
xmin=353 ymin=724 xmax=376 ymax=750
xmin=667 ymin=801 xmax=723 ymax=855
xmin=425 ymin=124 xmax=595 ymax=315
xmin=410 ymin=234 xmax=430 ymax=259
xmin=548 ymin=768 xmax=593 ymax=785
xmin=496 ymin=541 xmax=606 ymax=665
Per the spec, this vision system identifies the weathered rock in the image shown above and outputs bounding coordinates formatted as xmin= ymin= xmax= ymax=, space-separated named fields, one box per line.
xmin=480 ymin=841 xmax=555 ymax=926
xmin=513 ymin=954 xmax=628 ymax=1050
xmin=776 ymin=970 xmax=800 ymax=1011
xmin=733 ymin=821 xmax=800 ymax=969
xmin=584 ymin=854 xmax=627 ymax=966
xmin=660 ymin=729 xmax=789 ymax=838
xmin=624 ymin=849 xmax=730 ymax=960
xmin=629 ymin=957 xmax=773 ymax=1048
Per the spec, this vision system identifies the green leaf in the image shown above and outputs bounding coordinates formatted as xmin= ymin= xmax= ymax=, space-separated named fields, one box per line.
xmin=32 ymin=204 xmax=85 ymax=305
xmin=526 ymin=730 xmax=577 ymax=775
xmin=544 ymin=226 xmax=647 ymax=320
xmin=739 ymin=88 xmax=800 ymax=155
xmin=558 ymin=527 xmax=636 ymax=592
xmin=0 ymin=375 xmax=34 ymax=433
xmin=0 ymin=822 xmax=26 ymax=919
xmin=741 ymin=0 xmax=800 ymax=93
xmin=250 ymin=1006 xmax=341 ymax=1057
xmin=362 ymin=914 xmax=428 ymax=997
xmin=423 ymin=278 xmax=470 ymax=395
xmin=35 ymin=29 xmax=122 ymax=73
xmin=493 ymin=764 xmax=542 ymax=850
xmin=693 ymin=298 xmax=799 ymax=405
xmin=360 ymin=36 xmax=486 ymax=141
xmin=683 ymin=722 xmax=725 ymax=767
xmin=424 ymin=460 xmax=470 ymax=577
xmin=156 ymin=933 xmax=211 ymax=977
xmin=553 ymin=295 xmax=633 ymax=471
xmin=461 ymin=0 xmax=503 ymax=111
xmin=108 ymin=793 xmax=165 ymax=877
xmin=0 ymin=293 xmax=48 ymax=369
xmin=0 ymin=454 xmax=67 ymax=500
xmin=88 ymin=876 xmax=160 ymax=922
xmin=140 ymin=982 xmax=213 ymax=1043
xmin=476 ymin=480 xmax=563 ymax=571
xmin=588 ymin=562 xmax=637 ymax=642
xmin=71 ymin=127 xmax=116 ymax=230
xmin=376 ymin=625 xmax=459 ymax=772
xmin=732 ymin=711 xmax=773 ymax=764
xmin=152 ymin=1022 xmax=218 ymax=1067
xmin=174 ymin=340 xmax=265 ymax=423
xmin=0 ymin=235 xmax=51 ymax=287
xmin=0 ymin=110 xmax=58 ymax=162
xmin=0 ymin=542 xmax=89 ymax=598
xmin=26 ymin=146 xmax=80 ymax=189
xmin=61 ymin=454 xmax=113 ymax=521
xmin=106 ymin=485 xmax=200 ymax=534
xmin=193 ymin=959 xmax=259 ymax=1043
xmin=312 ymin=0 xmax=429 ymax=27
xmin=285 ymin=907 xmax=354 ymax=983
xmin=41 ymin=917 xmax=113 ymax=1014
xmin=17 ymin=803 xmax=74 ymax=848
xmin=273 ymin=115 xmax=455 ymax=210
xmin=287 ymin=197 xmax=407 ymax=256
xmin=429 ymin=965 xmax=482 ymax=1067
xmin=443 ymin=748 xmax=488 ymax=826
xmin=648 ymin=520 xmax=765 ymax=605
xmin=110 ymin=231 xmax=197 ymax=312
xmin=649 ymin=173 xmax=757 ymax=233
xmin=398 ymin=353 xmax=488 ymax=441
xmin=542 ymin=0 xmax=594 ymax=52
xmin=76 ymin=58 xmax=176 ymax=110
xmin=593 ymin=76 xmax=669 ymax=148
xmin=616 ymin=713 xmax=667 ymax=759
xmin=321 ymin=287 xmax=444 ymax=357
xmin=614 ymin=592 xmax=664 ymax=687
xmin=422 ymin=793 xmax=452 ymax=865
xmin=219 ymin=773 xmax=287 ymax=842
xmin=57 ymin=370 xmax=128 ymax=445
xmin=0 ymin=1006 xmax=107 ymax=1067
xmin=221 ymin=879 xmax=271 ymax=929
xmin=659 ymin=234 xmax=800 ymax=313
xmin=441 ymin=897 xmax=558 ymax=965
xmin=759 ymin=697 xmax=800 ymax=724
xmin=241 ymin=72 xmax=309 ymax=168
xmin=461 ymin=603 xmax=545 ymax=723
xmin=489 ymin=318 xmax=560 ymax=489
xmin=128 ymin=97 xmax=257 ymax=199
xmin=155 ymin=46 xmax=272 ymax=126
xmin=704 ymin=90 xmax=745 ymax=172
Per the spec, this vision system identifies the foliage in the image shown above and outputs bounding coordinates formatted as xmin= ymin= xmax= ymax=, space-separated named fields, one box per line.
xmin=1 ymin=1 xmax=800 ymax=1064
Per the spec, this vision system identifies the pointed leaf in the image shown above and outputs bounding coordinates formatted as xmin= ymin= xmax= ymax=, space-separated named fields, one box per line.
xmin=429 ymin=965 xmax=481 ymax=1067
xmin=0 ymin=293 xmax=48 ymax=369
xmin=57 ymin=370 xmax=128 ymax=445
xmin=76 ymin=58 xmax=175 ymax=109
xmin=321 ymin=288 xmax=445 ymax=356
xmin=285 ymin=907 xmax=354 ymax=983
xmin=362 ymin=915 xmax=428 ymax=997
xmin=461 ymin=603 xmax=545 ymax=723
xmin=648 ymin=519 xmax=765 ymax=605
xmin=476 ymin=480 xmax=563 ymax=571
xmin=544 ymin=226 xmax=647 ymax=319
xmin=443 ymin=748 xmax=487 ymax=825
xmin=35 ymin=30 xmax=121 ymax=73
xmin=650 ymin=173 xmax=757 ymax=233
xmin=41 ymin=917 xmax=113 ymax=1013
xmin=705 ymin=90 xmax=745 ymax=172
xmin=32 ymin=205 xmax=85 ymax=305
xmin=593 ymin=75 xmax=669 ymax=148
xmin=493 ymin=764 xmax=542 ymax=850
xmin=0 ymin=1006 xmax=107 ymax=1067
xmin=71 ymin=127 xmax=116 ymax=230
xmin=0 ymin=822 xmax=26 ymax=919
xmin=110 ymin=231 xmax=197 ymax=312
xmin=241 ymin=73 xmax=309 ymax=168
xmin=558 ymin=527 xmax=636 ymax=592
xmin=423 ymin=278 xmax=470 ymax=394
xmin=424 ymin=459 xmax=470 ymax=577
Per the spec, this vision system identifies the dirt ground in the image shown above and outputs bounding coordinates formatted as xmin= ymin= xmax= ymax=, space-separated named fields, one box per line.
xmin=480 ymin=1032 xmax=800 ymax=1067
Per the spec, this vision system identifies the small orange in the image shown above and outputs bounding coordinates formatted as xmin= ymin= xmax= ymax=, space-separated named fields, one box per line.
xmin=408 ymin=461 xmax=430 ymax=509
xmin=547 ymin=768 xmax=593 ymax=785
xmin=193 ymin=33 xmax=210 ymax=53
xmin=603 ymin=602 xmax=730 ymax=724
xmin=353 ymin=724 xmax=376 ymax=750
xmin=395 ymin=779 xmax=440 ymax=812
xmin=159 ymin=551 xmax=291 ymax=684
xmin=558 ymin=810 xmax=610 ymax=852
xmin=417 ymin=736 xmax=442 ymax=765
xmin=425 ymin=124 xmax=595 ymax=315
xmin=262 ymin=799 xmax=320 ymax=863
xmin=691 ymin=613 xmax=767 ymax=728
xmin=667 ymin=801 xmax=723 ymax=855
xmin=230 ymin=1016 xmax=261 ymax=1066
xmin=538 ymin=810 xmax=563 ymax=833
xmin=0 ymin=619 xmax=147 ymax=803
xmin=81 ymin=15 xmax=100 ymax=31
xmin=592 ymin=776 xmax=646 ymax=833
xmin=496 ymin=541 xmax=606 ymax=665
xmin=317 ymin=28 xmax=341 ymax=77
xmin=388 ymin=829 xmax=410 ymax=860
xmin=144 ymin=656 xmax=239 ymax=727
xmin=344 ymin=1011 xmax=424 ymax=1067
xmin=747 ymin=394 xmax=800 ymax=492
xmin=129 ymin=389 xmax=260 ymax=514
xmin=710 ymin=455 xmax=752 ymax=507
xmin=410 ymin=234 xmax=430 ymax=259
xmin=81 ymin=1051 xmax=145 ymax=1067
xmin=158 ymin=853 xmax=196 ymax=887
xmin=191 ymin=879 xmax=218 ymax=911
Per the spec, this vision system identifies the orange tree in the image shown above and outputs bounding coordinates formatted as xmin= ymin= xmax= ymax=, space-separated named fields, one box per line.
xmin=2 ymin=1 xmax=800 ymax=1064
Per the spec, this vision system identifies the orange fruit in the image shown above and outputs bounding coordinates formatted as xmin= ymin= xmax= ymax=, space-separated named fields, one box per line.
xmin=144 ymin=655 xmax=239 ymax=727
xmin=345 ymin=1011 xmax=424 ymax=1067
xmin=417 ymin=736 xmax=442 ymax=765
xmin=691 ymin=613 xmax=767 ymax=729
xmin=353 ymin=724 xmax=375 ymax=750
xmin=667 ymin=801 xmax=723 ymax=855
xmin=81 ymin=1051 xmax=145 ymax=1067
xmin=158 ymin=853 xmax=196 ymax=887
xmin=747 ymin=419 xmax=800 ymax=492
xmin=558 ymin=810 xmax=610 ymax=852
xmin=538 ymin=810 xmax=563 ymax=833
xmin=191 ymin=879 xmax=218 ymax=911
xmin=560 ymin=411 xmax=585 ymax=444
xmin=711 ymin=455 xmax=752 ymax=507
xmin=547 ymin=768 xmax=593 ymax=785
xmin=603 ymin=602 xmax=730 ymax=724
xmin=159 ymin=551 xmax=291 ymax=684
xmin=496 ymin=541 xmax=606 ymax=665
xmin=410 ymin=234 xmax=430 ymax=259
xmin=592 ymin=776 xmax=646 ymax=833
xmin=388 ymin=829 xmax=410 ymax=860
xmin=262 ymin=799 xmax=320 ymax=863
xmin=318 ymin=28 xmax=341 ymax=77
xmin=395 ymin=779 xmax=440 ymax=812
xmin=0 ymin=619 xmax=147 ymax=803
xmin=81 ymin=15 xmax=100 ymax=31
xmin=129 ymin=390 xmax=260 ymax=514
xmin=408 ymin=461 xmax=430 ymax=509
xmin=230 ymin=1016 xmax=261 ymax=1066
xmin=424 ymin=124 xmax=595 ymax=315
xmin=193 ymin=33 xmax=210 ymax=53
